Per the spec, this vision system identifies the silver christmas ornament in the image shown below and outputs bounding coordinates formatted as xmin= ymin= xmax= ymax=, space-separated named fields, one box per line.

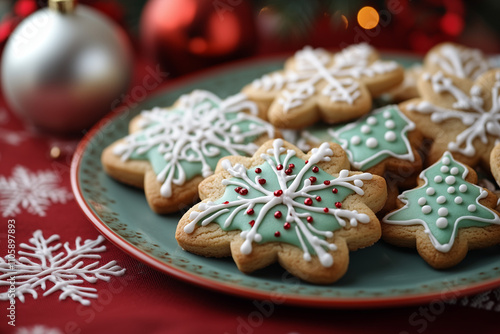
xmin=1 ymin=0 xmax=132 ymax=134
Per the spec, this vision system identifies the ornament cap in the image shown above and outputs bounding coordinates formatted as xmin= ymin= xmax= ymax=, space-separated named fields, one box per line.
xmin=48 ymin=0 xmax=76 ymax=14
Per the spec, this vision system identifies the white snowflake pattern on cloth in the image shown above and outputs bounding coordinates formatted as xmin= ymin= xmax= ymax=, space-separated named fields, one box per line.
xmin=0 ymin=166 xmax=73 ymax=217
xmin=0 ymin=230 xmax=125 ymax=306
xmin=14 ymin=325 xmax=63 ymax=334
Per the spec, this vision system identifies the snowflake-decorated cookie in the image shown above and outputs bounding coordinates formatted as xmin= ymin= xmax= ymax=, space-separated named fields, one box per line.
xmin=176 ymin=139 xmax=387 ymax=284
xmin=101 ymin=90 xmax=277 ymax=213
xmin=399 ymin=69 xmax=500 ymax=168
xmin=242 ymin=43 xmax=404 ymax=129
xmin=383 ymin=152 xmax=500 ymax=269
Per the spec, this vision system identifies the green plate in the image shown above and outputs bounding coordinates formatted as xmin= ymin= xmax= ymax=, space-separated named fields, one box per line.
xmin=71 ymin=54 xmax=500 ymax=308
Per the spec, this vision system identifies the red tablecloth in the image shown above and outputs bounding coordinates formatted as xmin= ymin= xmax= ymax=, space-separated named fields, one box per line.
xmin=2 ymin=60 xmax=500 ymax=334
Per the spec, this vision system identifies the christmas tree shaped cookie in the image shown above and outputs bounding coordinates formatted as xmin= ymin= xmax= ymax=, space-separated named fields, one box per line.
xmin=176 ymin=139 xmax=387 ymax=284
xmin=400 ymin=69 xmax=500 ymax=168
xmin=383 ymin=152 xmax=500 ymax=268
xmin=102 ymin=90 xmax=277 ymax=213
xmin=242 ymin=43 xmax=404 ymax=129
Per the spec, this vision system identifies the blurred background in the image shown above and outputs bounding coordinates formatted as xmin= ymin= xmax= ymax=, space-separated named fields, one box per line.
xmin=2 ymin=0 xmax=499 ymax=77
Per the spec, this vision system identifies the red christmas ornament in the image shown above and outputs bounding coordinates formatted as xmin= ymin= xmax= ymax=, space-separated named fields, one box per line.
xmin=140 ymin=0 xmax=257 ymax=76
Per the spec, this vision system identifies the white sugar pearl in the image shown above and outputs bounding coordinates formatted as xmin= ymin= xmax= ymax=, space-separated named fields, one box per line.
xmin=361 ymin=125 xmax=371 ymax=134
xmin=366 ymin=137 xmax=378 ymax=148
xmin=445 ymin=176 xmax=456 ymax=185
xmin=450 ymin=167 xmax=459 ymax=175
xmin=438 ymin=207 xmax=448 ymax=217
xmin=383 ymin=110 xmax=392 ymax=119
xmin=437 ymin=196 xmax=446 ymax=204
xmin=426 ymin=187 xmax=436 ymax=196
xmin=436 ymin=217 xmax=448 ymax=229
xmin=434 ymin=175 xmax=443 ymax=183
xmin=440 ymin=166 xmax=449 ymax=173
xmin=459 ymin=184 xmax=467 ymax=193
xmin=385 ymin=120 xmax=396 ymax=129
xmin=418 ymin=197 xmax=427 ymax=206
xmin=447 ymin=187 xmax=455 ymax=194
xmin=455 ymin=196 xmax=463 ymax=204
xmin=385 ymin=131 xmax=397 ymax=142
xmin=422 ymin=205 xmax=432 ymax=214
xmin=468 ymin=204 xmax=477 ymax=212
xmin=351 ymin=135 xmax=361 ymax=145
xmin=367 ymin=116 xmax=377 ymax=125
xmin=442 ymin=157 xmax=451 ymax=165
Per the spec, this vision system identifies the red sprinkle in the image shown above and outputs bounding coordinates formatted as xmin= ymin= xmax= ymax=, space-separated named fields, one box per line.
xmin=335 ymin=202 xmax=342 ymax=208
xmin=312 ymin=166 xmax=319 ymax=173
xmin=324 ymin=180 xmax=330 ymax=185
xmin=307 ymin=216 xmax=313 ymax=223
xmin=305 ymin=160 xmax=309 ymax=164
xmin=274 ymin=211 xmax=282 ymax=219
xmin=249 ymin=220 xmax=255 ymax=227
xmin=276 ymin=164 xmax=283 ymax=170
xmin=304 ymin=198 xmax=313 ymax=206
xmin=258 ymin=178 xmax=266 ymax=185
xmin=274 ymin=231 xmax=281 ymax=237
xmin=255 ymin=168 xmax=262 ymax=174
xmin=285 ymin=168 xmax=293 ymax=175
xmin=239 ymin=188 xmax=248 ymax=195
xmin=288 ymin=163 xmax=295 ymax=169
xmin=247 ymin=208 xmax=254 ymax=215
xmin=284 ymin=222 xmax=291 ymax=230
xmin=309 ymin=176 xmax=317 ymax=183
xmin=274 ymin=190 xmax=283 ymax=197
xmin=234 ymin=187 xmax=242 ymax=193
xmin=332 ymin=188 xmax=338 ymax=194
xmin=223 ymin=201 xmax=229 ymax=204
xmin=323 ymin=208 xmax=329 ymax=213
xmin=316 ymin=196 xmax=322 ymax=202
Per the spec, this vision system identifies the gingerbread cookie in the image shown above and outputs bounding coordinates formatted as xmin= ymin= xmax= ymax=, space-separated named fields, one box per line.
xmin=101 ymin=90 xmax=277 ymax=214
xmin=242 ymin=43 xmax=404 ymax=129
xmin=399 ymin=69 xmax=500 ymax=168
xmin=384 ymin=64 xmax=423 ymax=103
xmin=176 ymin=139 xmax=387 ymax=284
xmin=383 ymin=152 xmax=500 ymax=269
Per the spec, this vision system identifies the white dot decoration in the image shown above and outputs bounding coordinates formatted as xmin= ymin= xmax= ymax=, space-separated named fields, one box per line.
xmin=459 ymin=184 xmax=467 ymax=193
xmin=354 ymin=179 xmax=364 ymax=187
xmin=468 ymin=204 xmax=477 ymax=212
xmin=366 ymin=137 xmax=378 ymax=148
xmin=367 ymin=116 xmax=377 ymax=125
xmin=385 ymin=120 xmax=396 ymax=129
xmin=436 ymin=217 xmax=448 ymax=229
xmin=384 ymin=131 xmax=397 ymax=142
xmin=383 ymin=110 xmax=392 ymax=119
xmin=450 ymin=167 xmax=459 ymax=175
xmin=434 ymin=175 xmax=443 ymax=183
xmin=447 ymin=186 xmax=455 ymax=194
xmin=445 ymin=176 xmax=456 ymax=185
xmin=426 ymin=187 xmax=436 ymax=196
xmin=442 ymin=157 xmax=451 ymax=165
xmin=351 ymin=136 xmax=361 ymax=145
xmin=418 ymin=197 xmax=427 ymax=206
xmin=454 ymin=196 xmax=463 ymax=204
xmin=422 ymin=205 xmax=432 ymax=214
xmin=361 ymin=125 xmax=371 ymax=134
xmin=438 ymin=207 xmax=448 ymax=217
xmin=436 ymin=196 xmax=446 ymax=204
xmin=440 ymin=166 xmax=449 ymax=173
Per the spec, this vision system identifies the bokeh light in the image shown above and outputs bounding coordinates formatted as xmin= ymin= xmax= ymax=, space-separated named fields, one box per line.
xmin=357 ymin=6 xmax=379 ymax=30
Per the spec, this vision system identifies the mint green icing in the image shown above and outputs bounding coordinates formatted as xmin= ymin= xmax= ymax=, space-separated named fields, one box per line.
xmin=383 ymin=152 xmax=500 ymax=252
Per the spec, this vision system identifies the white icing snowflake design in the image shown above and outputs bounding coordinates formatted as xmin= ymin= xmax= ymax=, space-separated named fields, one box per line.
xmin=251 ymin=43 xmax=399 ymax=112
xmin=185 ymin=139 xmax=373 ymax=267
xmin=14 ymin=325 xmax=63 ymax=334
xmin=408 ymin=71 xmax=500 ymax=157
xmin=427 ymin=44 xmax=491 ymax=79
xmin=0 ymin=230 xmax=125 ymax=306
xmin=113 ymin=90 xmax=275 ymax=197
xmin=0 ymin=166 xmax=73 ymax=217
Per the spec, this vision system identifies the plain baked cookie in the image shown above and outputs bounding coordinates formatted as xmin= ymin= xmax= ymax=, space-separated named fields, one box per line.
xmin=383 ymin=152 xmax=500 ymax=269
xmin=176 ymin=139 xmax=387 ymax=284
xmin=242 ymin=43 xmax=404 ymax=129
xmin=101 ymin=90 xmax=277 ymax=214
